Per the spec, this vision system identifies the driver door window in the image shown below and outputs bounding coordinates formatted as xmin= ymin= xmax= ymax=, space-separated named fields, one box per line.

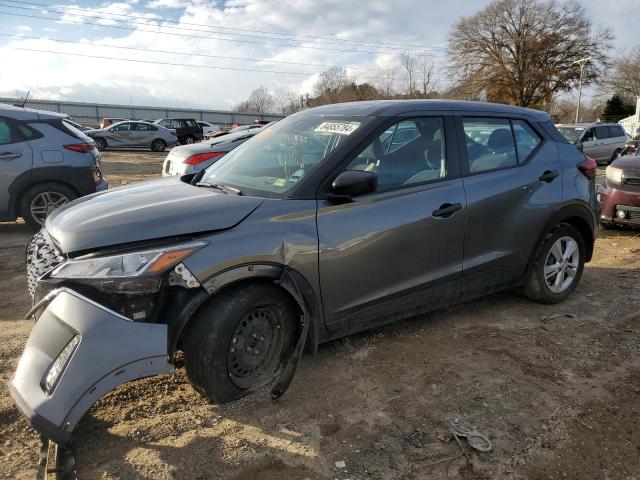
xmin=582 ymin=129 xmax=594 ymax=142
xmin=344 ymin=117 xmax=446 ymax=191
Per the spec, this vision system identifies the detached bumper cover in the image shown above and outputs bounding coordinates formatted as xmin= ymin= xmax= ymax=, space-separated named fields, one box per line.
xmin=10 ymin=289 xmax=173 ymax=445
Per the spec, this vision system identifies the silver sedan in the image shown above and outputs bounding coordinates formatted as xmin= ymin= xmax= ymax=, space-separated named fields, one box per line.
xmin=87 ymin=121 xmax=178 ymax=152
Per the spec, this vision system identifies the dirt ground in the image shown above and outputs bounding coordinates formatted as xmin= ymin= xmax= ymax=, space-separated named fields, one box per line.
xmin=1 ymin=151 xmax=639 ymax=480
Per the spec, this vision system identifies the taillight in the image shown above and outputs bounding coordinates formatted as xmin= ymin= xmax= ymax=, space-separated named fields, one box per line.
xmin=183 ymin=151 xmax=225 ymax=165
xmin=577 ymin=156 xmax=597 ymax=180
xmin=64 ymin=143 xmax=94 ymax=153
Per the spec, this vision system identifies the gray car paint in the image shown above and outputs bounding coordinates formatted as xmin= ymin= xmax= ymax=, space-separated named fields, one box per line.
xmin=87 ymin=121 xmax=177 ymax=150
xmin=10 ymin=289 xmax=172 ymax=444
xmin=46 ymin=177 xmax=264 ymax=253
xmin=11 ymin=100 xmax=599 ymax=444
xmin=0 ymin=103 xmax=108 ymax=222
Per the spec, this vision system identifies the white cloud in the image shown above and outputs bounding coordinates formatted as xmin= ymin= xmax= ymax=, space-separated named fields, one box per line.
xmin=0 ymin=0 xmax=636 ymax=110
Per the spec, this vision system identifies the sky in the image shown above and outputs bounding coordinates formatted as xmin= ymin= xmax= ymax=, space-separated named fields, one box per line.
xmin=0 ymin=0 xmax=637 ymax=110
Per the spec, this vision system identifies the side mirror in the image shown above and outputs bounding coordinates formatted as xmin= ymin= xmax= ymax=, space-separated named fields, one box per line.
xmin=575 ymin=141 xmax=583 ymax=152
xmin=328 ymin=170 xmax=377 ymax=203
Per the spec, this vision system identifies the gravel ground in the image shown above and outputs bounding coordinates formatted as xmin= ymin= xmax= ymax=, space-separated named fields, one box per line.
xmin=0 ymin=152 xmax=639 ymax=479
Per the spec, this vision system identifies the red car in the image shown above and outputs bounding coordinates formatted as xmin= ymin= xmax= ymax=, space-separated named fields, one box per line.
xmin=598 ymin=155 xmax=640 ymax=228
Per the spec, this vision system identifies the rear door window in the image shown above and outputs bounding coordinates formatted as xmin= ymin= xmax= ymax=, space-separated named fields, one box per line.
xmin=463 ymin=118 xmax=517 ymax=173
xmin=512 ymin=120 xmax=541 ymax=161
xmin=135 ymin=123 xmax=157 ymax=131
xmin=608 ymin=125 xmax=625 ymax=138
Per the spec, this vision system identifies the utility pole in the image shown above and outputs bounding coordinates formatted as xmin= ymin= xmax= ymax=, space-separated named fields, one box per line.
xmin=574 ymin=57 xmax=590 ymax=123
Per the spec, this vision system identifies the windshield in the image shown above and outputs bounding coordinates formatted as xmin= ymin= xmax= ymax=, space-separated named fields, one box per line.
xmin=201 ymin=115 xmax=365 ymax=197
xmin=557 ymin=126 xmax=584 ymax=143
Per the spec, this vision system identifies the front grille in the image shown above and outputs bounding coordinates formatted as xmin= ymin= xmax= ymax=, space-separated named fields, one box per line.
xmin=26 ymin=230 xmax=64 ymax=299
xmin=625 ymin=178 xmax=640 ymax=186
xmin=627 ymin=210 xmax=640 ymax=222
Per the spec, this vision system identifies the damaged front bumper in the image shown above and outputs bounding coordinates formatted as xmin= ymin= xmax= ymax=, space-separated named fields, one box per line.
xmin=10 ymin=288 xmax=174 ymax=445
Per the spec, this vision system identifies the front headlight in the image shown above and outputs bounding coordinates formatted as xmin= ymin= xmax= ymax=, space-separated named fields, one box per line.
xmin=50 ymin=241 xmax=206 ymax=280
xmin=605 ymin=166 xmax=624 ymax=185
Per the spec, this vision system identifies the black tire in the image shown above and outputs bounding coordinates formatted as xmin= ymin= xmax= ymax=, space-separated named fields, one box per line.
xmin=151 ymin=139 xmax=166 ymax=152
xmin=523 ymin=223 xmax=586 ymax=304
xmin=183 ymin=283 xmax=298 ymax=403
xmin=94 ymin=138 xmax=107 ymax=151
xmin=181 ymin=135 xmax=195 ymax=145
xmin=19 ymin=182 xmax=77 ymax=231
xmin=609 ymin=149 xmax=621 ymax=164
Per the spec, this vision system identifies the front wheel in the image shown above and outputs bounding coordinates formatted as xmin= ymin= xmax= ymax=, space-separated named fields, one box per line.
xmin=183 ymin=283 xmax=298 ymax=403
xmin=523 ymin=224 xmax=586 ymax=304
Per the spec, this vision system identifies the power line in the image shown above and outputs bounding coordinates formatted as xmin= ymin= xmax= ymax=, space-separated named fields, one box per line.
xmin=0 ymin=33 xmax=383 ymax=71
xmin=10 ymin=46 xmax=381 ymax=78
xmin=5 ymin=0 xmax=449 ymax=52
xmin=0 ymin=6 xmax=448 ymax=56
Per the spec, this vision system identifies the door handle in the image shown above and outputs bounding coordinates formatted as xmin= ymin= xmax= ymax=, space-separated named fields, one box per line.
xmin=539 ymin=170 xmax=559 ymax=183
xmin=433 ymin=202 xmax=462 ymax=218
xmin=0 ymin=152 xmax=22 ymax=161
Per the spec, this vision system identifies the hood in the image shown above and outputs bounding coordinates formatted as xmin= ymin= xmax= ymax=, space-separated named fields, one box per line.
xmin=46 ymin=177 xmax=264 ymax=253
xmin=612 ymin=155 xmax=640 ymax=178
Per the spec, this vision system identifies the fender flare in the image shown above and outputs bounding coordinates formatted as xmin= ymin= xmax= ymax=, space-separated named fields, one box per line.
xmin=167 ymin=263 xmax=323 ymax=359
xmin=527 ymin=201 xmax=597 ymax=271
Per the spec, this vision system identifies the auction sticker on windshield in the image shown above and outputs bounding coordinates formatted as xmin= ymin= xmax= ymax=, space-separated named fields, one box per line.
xmin=314 ymin=122 xmax=360 ymax=135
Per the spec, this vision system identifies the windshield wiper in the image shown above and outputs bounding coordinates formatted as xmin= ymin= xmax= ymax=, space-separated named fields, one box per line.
xmin=196 ymin=181 xmax=242 ymax=195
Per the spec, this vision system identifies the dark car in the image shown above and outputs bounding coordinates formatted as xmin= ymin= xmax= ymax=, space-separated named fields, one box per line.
xmin=162 ymin=125 xmax=267 ymax=177
xmin=154 ymin=118 xmax=203 ymax=145
xmin=598 ymin=155 xmax=640 ymax=228
xmin=11 ymin=100 xmax=598 ymax=451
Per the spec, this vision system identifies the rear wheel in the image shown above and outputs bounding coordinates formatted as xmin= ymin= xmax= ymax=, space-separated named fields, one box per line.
xmin=19 ymin=183 xmax=76 ymax=230
xmin=95 ymin=138 xmax=107 ymax=151
xmin=523 ymin=224 xmax=585 ymax=304
xmin=182 ymin=135 xmax=195 ymax=145
xmin=183 ymin=283 xmax=298 ymax=403
xmin=151 ymin=139 xmax=166 ymax=152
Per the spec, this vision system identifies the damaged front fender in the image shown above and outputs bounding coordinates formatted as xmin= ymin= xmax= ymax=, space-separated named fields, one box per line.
xmin=10 ymin=289 xmax=173 ymax=445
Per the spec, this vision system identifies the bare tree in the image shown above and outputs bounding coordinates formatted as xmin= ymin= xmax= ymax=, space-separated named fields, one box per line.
xmin=415 ymin=54 xmax=437 ymax=97
xmin=273 ymin=88 xmax=300 ymax=115
xmin=313 ymin=67 xmax=349 ymax=98
xmin=605 ymin=47 xmax=640 ymax=99
xmin=447 ymin=0 xmax=612 ymax=107
xmin=234 ymin=86 xmax=275 ymax=114
xmin=400 ymin=51 xmax=417 ymax=96
xmin=374 ymin=63 xmax=398 ymax=97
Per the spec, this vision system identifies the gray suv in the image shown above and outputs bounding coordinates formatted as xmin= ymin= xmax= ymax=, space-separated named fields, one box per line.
xmin=11 ymin=100 xmax=598 ymax=449
xmin=556 ymin=122 xmax=628 ymax=164
xmin=0 ymin=103 xmax=108 ymax=230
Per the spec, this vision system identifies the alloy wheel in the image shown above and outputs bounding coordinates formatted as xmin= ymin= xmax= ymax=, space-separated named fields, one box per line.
xmin=544 ymin=236 xmax=580 ymax=294
xmin=30 ymin=192 xmax=69 ymax=225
